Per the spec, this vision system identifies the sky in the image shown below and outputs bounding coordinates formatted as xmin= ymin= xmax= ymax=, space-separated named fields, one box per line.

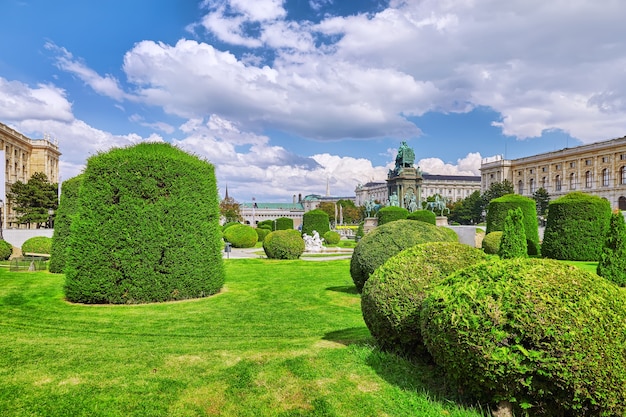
xmin=1 ymin=0 xmax=625 ymax=203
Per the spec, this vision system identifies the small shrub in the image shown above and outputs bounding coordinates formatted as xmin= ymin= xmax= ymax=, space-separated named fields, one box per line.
xmin=356 ymin=222 xmax=364 ymax=239
xmin=22 ymin=236 xmax=52 ymax=255
xmin=222 ymin=221 xmax=241 ymax=232
xmin=255 ymin=227 xmax=271 ymax=243
xmin=486 ymin=194 xmax=539 ymax=255
xmin=223 ymin=224 xmax=258 ymax=248
xmin=0 ymin=240 xmax=13 ymax=260
xmin=323 ymin=231 xmax=341 ymax=245
xmin=376 ymin=206 xmax=409 ymax=225
xmin=263 ymin=229 xmax=305 ymax=260
xmin=302 ymin=209 xmax=330 ymax=237
xmin=597 ymin=212 xmax=626 ymax=286
xmin=350 ymin=220 xmax=456 ymax=292
xmin=498 ymin=208 xmax=527 ymax=259
xmin=482 ymin=231 xmax=503 ymax=254
xmin=406 ymin=210 xmax=436 ymax=225
xmin=361 ymin=242 xmax=488 ymax=354
xmin=275 ymin=217 xmax=293 ymax=230
xmin=421 ymin=258 xmax=626 ymax=416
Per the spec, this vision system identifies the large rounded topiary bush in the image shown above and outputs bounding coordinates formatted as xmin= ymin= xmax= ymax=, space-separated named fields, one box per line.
xmin=22 ymin=236 xmax=52 ymax=255
xmin=64 ymin=143 xmax=224 ymax=304
xmin=263 ymin=229 xmax=305 ymax=260
xmin=421 ymin=258 xmax=626 ymax=416
xmin=301 ymin=209 xmax=330 ymax=237
xmin=485 ymin=194 xmax=539 ymax=255
xmin=275 ymin=217 xmax=293 ymax=230
xmin=49 ymin=174 xmax=83 ymax=273
xmin=361 ymin=242 xmax=488 ymax=354
xmin=350 ymin=220 xmax=456 ymax=292
xmin=406 ymin=209 xmax=436 ymax=225
xmin=223 ymin=224 xmax=258 ymax=248
xmin=0 ymin=239 xmax=13 ymax=260
xmin=376 ymin=206 xmax=409 ymax=225
xmin=481 ymin=231 xmax=503 ymax=254
xmin=541 ymin=192 xmax=611 ymax=261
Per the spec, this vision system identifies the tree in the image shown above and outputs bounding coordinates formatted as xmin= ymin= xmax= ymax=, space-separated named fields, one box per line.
xmin=597 ymin=212 xmax=626 ymax=286
xmin=448 ymin=191 xmax=483 ymax=224
xmin=532 ymin=187 xmax=550 ymax=217
xmin=318 ymin=202 xmax=336 ymax=224
xmin=7 ymin=172 xmax=58 ymax=228
xmin=482 ymin=180 xmax=514 ymax=206
xmin=219 ymin=195 xmax=242 ymax=223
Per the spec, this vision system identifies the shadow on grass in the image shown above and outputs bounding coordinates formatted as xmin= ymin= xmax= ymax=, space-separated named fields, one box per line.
xmin=322 ymin=327 xmax=372 ymax=346
xmin=325 ymin=285 xmax=358 ymax=294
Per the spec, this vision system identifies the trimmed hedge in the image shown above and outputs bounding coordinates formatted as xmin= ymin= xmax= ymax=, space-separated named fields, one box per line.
xmin=376 ymin=206 xmax=409 ymax=225
xmin=263 ymin=229 xmax=305 ymax=260
xmin=481 ymin=231 xmax=503 ymax=254
xmin=49 ymin=174 xmax=83 ymax=273
xmin=323 ymin=230 xmax=341 ymax=245
xmin=361 ymin=242 xmax=488 ymax=354
xmin=257 ymin=220 xmax=275 ymax=231
xmin=485 ymin=194 xmax=539 ymax=255
xmin=498 ymin=208 xmax=527 ymax=259
xmin=541 ymin=192 xmax=611 ymax=261
xmin=22 ymin=236 xmax=52 ymax=255
xmin=222 ymin=221 xmax=241 ymax=232
xmin=421 ymin=258 xmax=626 ymax=416
xmin=349 ymin=220 xmax=456 ymax=292
xmin=0 ymin=240 xmax=13 ymax=260
xmin=223 ymin=224 xmax=258 ymax=248
xmin=597 ymin=212 xmax=626 ymax=286
xmin=275 ymin=217 xmax=293 ymax=230
xmin=64 ymin=143 xmax=224 ymax=304
xmin=406 ymin=209 xmax=436 ymax=225
xmin=255 ymin=227 xmax=271 ymax=243
xmin=301 ymin=209 xmax=330 ymax=237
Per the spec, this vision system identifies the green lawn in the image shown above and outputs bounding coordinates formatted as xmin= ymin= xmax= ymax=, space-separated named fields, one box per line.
xmin=0 ymin=259 xmax=486 ymax=417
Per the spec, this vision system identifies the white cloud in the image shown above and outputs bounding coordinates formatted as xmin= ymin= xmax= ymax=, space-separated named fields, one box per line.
xmin=0 ymin=78 xmax=73 ymax=122
xmin=418 ymin=152 xmax=482 ymax=176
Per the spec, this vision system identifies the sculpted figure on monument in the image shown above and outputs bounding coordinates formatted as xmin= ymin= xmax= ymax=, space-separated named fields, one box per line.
xmin=393 ymin=141 xmax=415 ymax=176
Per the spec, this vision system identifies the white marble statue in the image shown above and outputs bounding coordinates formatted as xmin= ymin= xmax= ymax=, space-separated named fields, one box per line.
xmin=302 ymin=230 xmax=324 ymax=252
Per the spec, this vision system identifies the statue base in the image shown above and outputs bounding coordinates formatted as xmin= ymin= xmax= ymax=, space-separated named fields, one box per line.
xmin=363 ymin=217 xmax=378 ymax=234
xmin=435 ymin=216 xmax=448 ymax=226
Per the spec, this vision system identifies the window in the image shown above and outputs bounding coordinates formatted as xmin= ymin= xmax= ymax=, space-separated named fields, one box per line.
xmin=530 ymin=169 xmax=534 ymax=174
xmin=490 ymin=173 xmax=494 ymax=179
xmin=518 ymin=171 xmax=522 ymax=176
xmin=569 ymin=173 xmax=576 ymax=190
xmin=542 ymin=167 xmax=546 ymax=172
xmin=541 ymin=177 xmax=546 ymax=189
xmin=529 ymin=178 xmax=535 ymax=194
xmin=602 ymin=156 xmax=609 ymax=163
xmin=518 ymin=180 xmax=524 ymax=194
xmin=585 ymin=171 xmax=592 ymax=188
xmin=603 ymin=169 xmax=609 ymax=187
xmin=585 ymin=159 xmax=592 ymax=166
xmin=555 ymin=175 xmax=562 ymax=191
xmin=621 ymin=167 xmax=626 ymax=185
xmin=555 ymin=164 xmax=561 ymax=170
xmin=570 ymin=162 xmax=575 ymax=168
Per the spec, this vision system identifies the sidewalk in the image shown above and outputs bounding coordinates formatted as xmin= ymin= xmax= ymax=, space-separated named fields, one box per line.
xmin=223 ymin=247 xmax=353 ymax=261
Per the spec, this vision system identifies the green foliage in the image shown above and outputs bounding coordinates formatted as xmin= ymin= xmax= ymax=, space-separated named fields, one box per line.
xmin=222 ymin=221 xmax=241 ymax=232
xmin=255 ymin=227 xmax=271 ymax=243
xmin=356 ymin=222 xmax=364 ymax=238
xmin=7 ymin=172 xmax=58 ymax=227
xmin=486 ymin=194 xmax=539 ymax=255
xmin=361 ymin=242 xmax=488 ymax=354
xmin=376 ymin=206 xmax=409 ymax=225
xmin=0 ymin=240 xmax=13 ymax=260
xmin=301 ymin=209 xmax=330 ymax=237
xmin=257 ymin=220 xmax=275 ymax=231
xmin=532 ymin=187 xmax=550 ymax=216
xmin=263 ymin=229 xmax=305 ymax=260
xmin=482 ymin=180 xmax=514 ymax=206
xmin=275 ymin=217 xmax=293 ymax=230
xmin=481 ymin=231 xmax=503 ymax=254
xmin=597 ymin=212 xmax=626 ymax=286
xmin=350 ymin=220 xmax=456 ymax=293
xmin=223 ymin=224 xmax=258 ymax=248
xmin=421 ymin=258 xmax=626 ymax=416
xmin=498 ymin=208 xmax=527 ymax=259
xmin=448 ymin=190 xmax=483 ymax=225
xmin=219 ymin=196 xmax=242 ymax=223
xmin=323 ymin=230 xmax=341 ymax=245
xmin=22 ymin=236 xmax=52 ymax=255
xmin=64 ymin=143 xmax=224 ymax=304
xmin=406 ymin=209 xmax=436 ymax=225
xmin=49 ymin=175 xmax=84 ymax=273
xmin=542 ymin=192 xmax=611 ymax=261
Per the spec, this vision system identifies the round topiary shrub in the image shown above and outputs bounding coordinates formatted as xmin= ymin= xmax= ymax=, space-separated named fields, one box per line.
xmin=541 ymin=192 xmax=611 ymax=261
xmin=255 ymin=227 xmax=271 ymax=243
xmin=0 ymin=239 xmax=13 ymax=260
xmin=275 ymin=217 xmax=293 ymax=230
xmin=49 ymin=174 xmax=83 ymax=273
xmin=222 ymin=221 xmax=241 ymax=232
xmin=257 ymin=220 xmax=275 ymax=231
xmin=421 ymin=258 xmax=626 ymax=416
xmin=263 ymin=229 xmax=305 ymax=260
xmin=223 ymin=224 xmax=258 ymax=248
xmin=406 ymin=209 xmax=436 ymax=225
xmin=350 ymin=219 xmax=456 ymax=293
xmin=22 ymin=236 xmax=52 ymax=255
xmin=361 ymin=242 xmax=488 ymax=354
xmin=323 ymin=230 xmax=341 ymax=245
xmin=301 ymin=209 xmax=330 ymax=237
xmin=481 ymin=231 xmax=503 ymax=254
xmin=64 ymin=142 xmax=224 ymax=304
xmin=485 ymin=194 xmax=539 ymax=255
xmin=376 ymin=206 xmax=409 ymax=225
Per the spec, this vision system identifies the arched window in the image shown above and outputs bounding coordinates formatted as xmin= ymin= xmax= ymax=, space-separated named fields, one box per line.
xmin=620 ymin=196 xmax=626 ymax=210
xmin=585 ymin=171 xmax=592 ymax=188
xmin=569 ymin=173 xmax=576 ymax=190
xmin=529 ymin=178 xmax=535 ymax=194
xmin=602 ymin=169 xmax=609 ymax=187
xmin=518 ymin=180 xmax=524 ymax=194
xmin=555 ymin=175 xmax=562 ymax=191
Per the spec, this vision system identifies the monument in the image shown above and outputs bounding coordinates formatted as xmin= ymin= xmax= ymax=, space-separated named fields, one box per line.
xmin=386 ymin=141 xmax=424 ymax=213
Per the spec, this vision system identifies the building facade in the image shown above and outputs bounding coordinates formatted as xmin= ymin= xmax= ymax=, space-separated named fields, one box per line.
xmin=0 ymin=122 xmax=61 ymax=228
xmin=480 ymin=136 xmax=626 ymax=209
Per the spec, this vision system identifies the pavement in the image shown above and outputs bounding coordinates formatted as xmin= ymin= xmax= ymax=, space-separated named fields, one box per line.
xmin=223 ymin=247 xmax=353 ymax=261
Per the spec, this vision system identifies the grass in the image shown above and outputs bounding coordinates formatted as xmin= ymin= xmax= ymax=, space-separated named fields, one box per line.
xmin=0 ymin=259 xmax=486 ymax=417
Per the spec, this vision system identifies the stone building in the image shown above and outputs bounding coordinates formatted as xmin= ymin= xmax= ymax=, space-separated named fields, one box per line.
xmin=480 ymin=136 xmax=626 ymax=209
xmin=0 ymin=122 xmax=61 ymax=228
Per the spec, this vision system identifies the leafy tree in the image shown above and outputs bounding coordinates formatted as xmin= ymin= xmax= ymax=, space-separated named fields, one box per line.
xmin=482 ymin=180 xmax=514 ymax=206
xmin=219 ymin=195 xmax=242 ymax=223
xmin=448 ymin=191 xmax=483 ymax=224
xmin=532 ymin=187 xmax=550 ymax=216
xmin=318 ymin=202 xmax=336 ymax=223
xmin=337 ymin=199 xmax=362 ymax=224
xmin=7 ymin=172 xmax=58 ymax=228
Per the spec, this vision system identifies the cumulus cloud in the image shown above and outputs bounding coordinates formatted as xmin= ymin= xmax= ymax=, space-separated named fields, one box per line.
xmin=418 ymin=152 xmax=482 ymax=176
xmin=0 ymin=78 xmax=73 ymax=122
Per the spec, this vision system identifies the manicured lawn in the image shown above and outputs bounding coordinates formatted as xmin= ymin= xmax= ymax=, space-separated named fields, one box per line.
xmin=0 ymin=259 xmax=486 ymax=417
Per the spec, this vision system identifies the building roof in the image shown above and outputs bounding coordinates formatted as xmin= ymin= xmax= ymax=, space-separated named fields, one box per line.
xmin=241 ymin=202 xmax=304 ymax=210
xmin=422 ymin=173 xmax=481 ymax=182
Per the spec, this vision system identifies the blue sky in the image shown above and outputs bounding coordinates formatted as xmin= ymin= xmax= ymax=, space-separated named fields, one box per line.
xmin=1 ymin=0 xmax=624 ymax=202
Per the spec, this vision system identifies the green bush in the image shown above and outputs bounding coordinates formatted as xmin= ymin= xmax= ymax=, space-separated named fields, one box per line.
xmin=597 ymin=212 xmax=626 ymax=286
xmin=49 ymin=174 xmax=83 ymax=273
xmin=376 ymin=206 xmax=409 ymax=225
xmin=498 ymin=208 xmax=527 ymax=259
xmin=22 ymin=236 xmax=52 ymax=255
xmin=323 ymin=231 xmax=341 ymax=245
xmin=0 ymin=240 xmax=13 ymax=260
xmin=222 ymin=221 xmax=241 ymax=232
xmin=541 ymin=192 xmax=611 ymax=261
xmin=486 ymin=194 xmax=539 ymax=255
xmin=356 ymin=222 xmax=364 ymax=239
xmin=263 ymin=229 xmax=305 ymax=260
xmin=275 ymin=217 xmax=293 ymax=230
xmin=406 ymin=209 xmax=436 ymax=225
xmin=350 ymin=220 xmax=456 ymax=293
xmin=64 ymin=143 xmax=224 ymax=304
xmin=481 ymin=231 xmax=503 ymax=254
xmin=440 ymin=226 xmax=458 ymax=242
xmin=361 ymin=242 xmax=488 ymax=354
xmin=223 ymin=224 xmax=258 ymax=248
xmin=421 ymin=258 xmax=626 ymax=416
xmin=301 ymin=209 xmax=330 ymax=237
xmin=257 ymin=220 xmax=275 ymax=231
xmin=255 ymin=227 xmax=271 ymax=243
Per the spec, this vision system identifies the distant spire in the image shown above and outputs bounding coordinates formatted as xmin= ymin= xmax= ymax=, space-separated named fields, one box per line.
xmin=224 ymin=184 xmax=230 ymax=200
xmin=326 ymin=177 xmax=330 ymax=197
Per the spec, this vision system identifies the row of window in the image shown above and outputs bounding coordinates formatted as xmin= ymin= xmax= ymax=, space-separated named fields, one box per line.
xmin=519 ymin=167 xmax=626 ymax=194
xmin=517 ymin=155 xmax=622 ymax=176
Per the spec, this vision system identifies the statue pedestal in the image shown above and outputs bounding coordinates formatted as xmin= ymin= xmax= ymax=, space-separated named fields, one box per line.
xmin=435 ymin=216 xmax=448 ymax=226
xmin=364 ymin=217 xmax=378 ymax=234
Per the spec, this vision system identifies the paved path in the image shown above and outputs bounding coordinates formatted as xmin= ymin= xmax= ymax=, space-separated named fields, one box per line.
xmin=224 ymin=247 xmax=353 ymax=261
